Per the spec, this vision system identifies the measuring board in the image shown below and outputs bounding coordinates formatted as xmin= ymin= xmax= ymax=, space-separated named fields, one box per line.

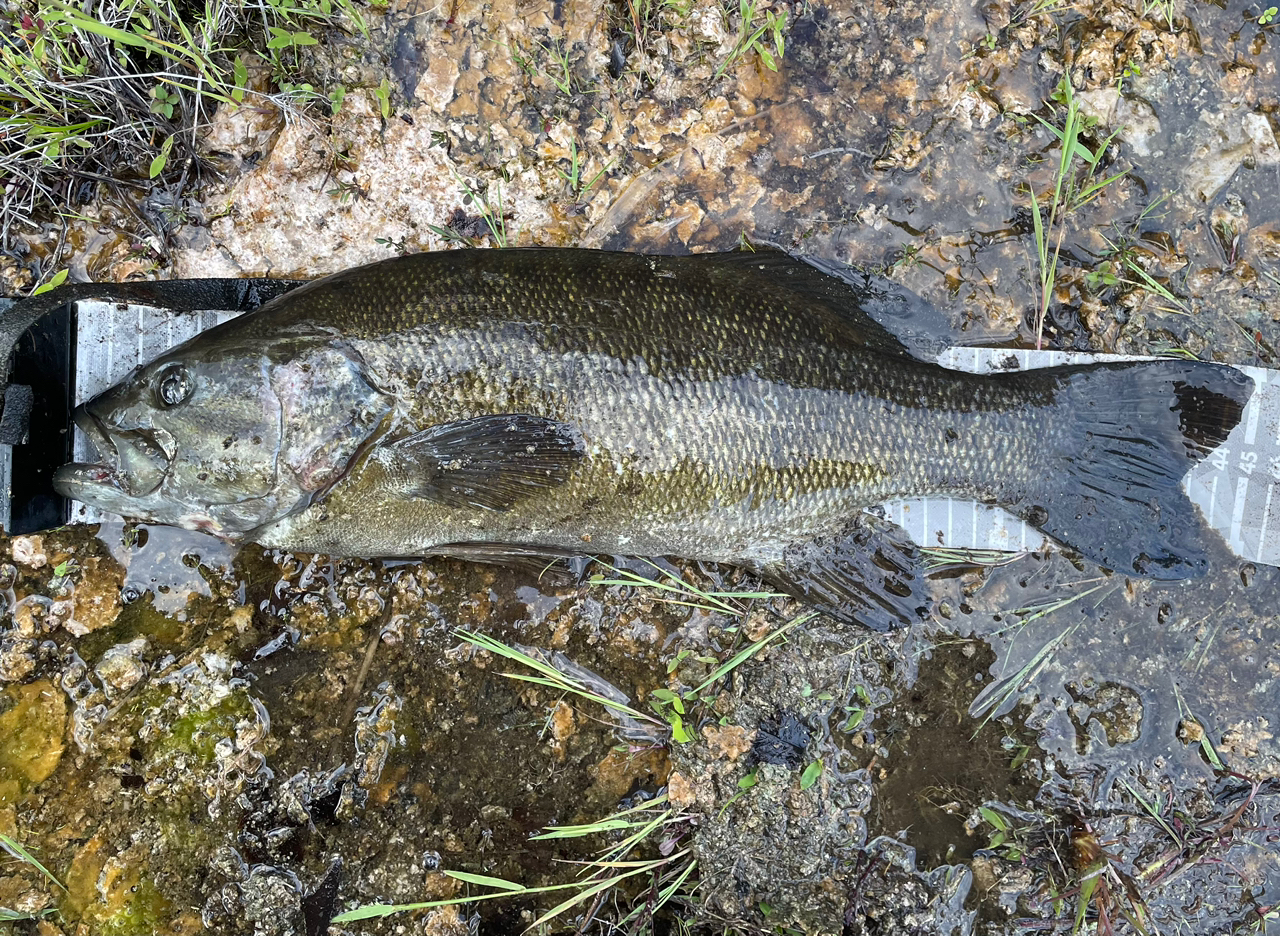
xmin=67 ymin=301 xmax=1280 ymax=567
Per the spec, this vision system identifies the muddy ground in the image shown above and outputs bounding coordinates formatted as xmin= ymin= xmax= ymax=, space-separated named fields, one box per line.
xmin=1 ymin=0 xmax=1278 ymax=931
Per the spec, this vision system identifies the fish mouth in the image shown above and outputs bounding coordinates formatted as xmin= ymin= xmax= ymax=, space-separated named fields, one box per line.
xmin=53 ymin=409 xmax=173 ymax=502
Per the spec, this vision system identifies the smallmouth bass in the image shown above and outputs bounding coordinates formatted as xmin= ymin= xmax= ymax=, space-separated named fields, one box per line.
xmin=53 ymin=248 xmax=1253 ymax=629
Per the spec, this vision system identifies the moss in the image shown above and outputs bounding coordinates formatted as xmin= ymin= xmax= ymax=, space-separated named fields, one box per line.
xmin=148 ymin=694 xmax=253 ymax=765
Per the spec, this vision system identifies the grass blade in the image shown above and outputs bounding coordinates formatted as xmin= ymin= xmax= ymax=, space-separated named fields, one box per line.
xmin=445 ymin=870 xmax=525 ymax=891
xmin=686 ymin=611 xmax=814 ymax=699
xmin=0 ymin=833 xmax=65 ymax=892
xmin=457 ymin=631 xmax=658 ymax=727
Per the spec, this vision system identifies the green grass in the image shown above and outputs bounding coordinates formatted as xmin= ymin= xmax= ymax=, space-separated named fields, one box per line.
xmin=508 ymin=37 xmax=583 ymax=96
xmin=427 ymin=172 xmax=509 ymax=247
xmin=1143 ymin=0 xmax=1178 ymax=30
xmin=714 ymin=0 xmax=788 ymax=79
xmin=332 ymin=795 xmax=695 ymax=930
xmin=978 ymin=805 xmax=1030 ymax=862
xmin=555 ymin=136 xmax=614 ymax=199
xmin=0 ymin=831 xmax=65 ymax=921
xmin=968 ymin=583 xmax=1111 ymax=732
xmin=457 ymin=629 xmax=666 ymax=740
xmin=682 ymin=611 xmax=812 ymax=699
xmin=589 ymin=559 xmax=785 ymax=617
xmin=588 ymin=560 xmax=812 ymax=744
xmin=1169 ymin=682 xmax=1226 ymax=770
xmin=338 ymin=566 xmax=812 ymax=931
xmin=329 ymin=653 xmax=697 ymax=927
xmin=0 ymin=832 xmax=65 ymax=894
xmin=618 ymin=0 xmax=693 ymax=64
xmin=0 ymin=0 xmax=366 ymax=254
xmin=1025 ymin=76 xmax=1126 ymax=348
xmin=1086 ymin=224 xmax=1192 ymax=315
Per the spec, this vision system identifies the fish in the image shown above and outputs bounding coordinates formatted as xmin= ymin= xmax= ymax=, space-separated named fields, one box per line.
xmin=52 ymin=248 xmax=1254 ymax=630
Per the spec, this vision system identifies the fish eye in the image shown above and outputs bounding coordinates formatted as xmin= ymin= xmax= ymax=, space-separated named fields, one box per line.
xmin=156 ymin=366 xmax=192 ymax=407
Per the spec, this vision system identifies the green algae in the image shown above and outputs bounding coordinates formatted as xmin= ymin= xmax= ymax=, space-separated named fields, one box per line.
xmin=78 ymin=599 xmax=186 ymax=662
xmin=96 ymin=876 xmax=173 ymax=936
xmin=147 ymin=694 xmax=254 ymax=765
xmin=0 ymin=681 xmax=66 ymax=807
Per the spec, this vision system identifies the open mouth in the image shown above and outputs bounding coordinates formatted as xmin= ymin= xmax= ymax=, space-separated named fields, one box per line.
xmin=53 ymin=409 xmax=172 ymax=500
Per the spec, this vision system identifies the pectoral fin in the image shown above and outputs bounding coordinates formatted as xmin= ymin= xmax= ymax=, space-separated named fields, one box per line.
xmin=760 ymin=515 xmax=931 ymax=632
xmin=378 ymin=413 xmax=584 ymax=510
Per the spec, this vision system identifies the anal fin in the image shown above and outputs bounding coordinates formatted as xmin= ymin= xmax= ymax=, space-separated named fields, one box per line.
xmin=760 ymin=514 xmax=931 ymax=632
xmin=428 ymin=542 xmax=583 ymax=580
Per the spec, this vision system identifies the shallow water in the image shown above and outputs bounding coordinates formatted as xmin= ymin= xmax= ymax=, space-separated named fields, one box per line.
xmin=2 ymin=0 xmax=1279 ymax=930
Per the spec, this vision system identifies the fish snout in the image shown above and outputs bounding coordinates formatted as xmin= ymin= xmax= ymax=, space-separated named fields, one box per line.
xmin=69 ymin=407 xmax=172 ymax=497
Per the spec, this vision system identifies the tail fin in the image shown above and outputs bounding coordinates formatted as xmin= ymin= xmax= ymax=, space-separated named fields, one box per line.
xmin=1020 ymin=360 xmax=1253 ymax=579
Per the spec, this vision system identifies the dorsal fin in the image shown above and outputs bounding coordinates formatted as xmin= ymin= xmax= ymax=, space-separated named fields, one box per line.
xmin=664 ymin=247 xmax=918 ymax=360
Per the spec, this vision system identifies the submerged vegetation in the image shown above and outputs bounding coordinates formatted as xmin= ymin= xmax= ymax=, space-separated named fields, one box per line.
xmin=0 ymin=831 xmax=64 ymax=921
xmin=328 ymin=564 xmax=810 ymax=931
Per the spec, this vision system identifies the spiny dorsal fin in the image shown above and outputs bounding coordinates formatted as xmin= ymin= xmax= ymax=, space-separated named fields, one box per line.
xmin=664 ymin=248 xmax=918 ymax=360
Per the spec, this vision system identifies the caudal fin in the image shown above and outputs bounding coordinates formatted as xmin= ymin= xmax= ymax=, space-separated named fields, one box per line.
xmin=1020 ymin=360 xmax=1253 ymax=579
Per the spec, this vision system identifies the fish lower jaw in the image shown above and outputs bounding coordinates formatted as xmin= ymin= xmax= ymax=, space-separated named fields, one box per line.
xmin=53 ymin=461 xmax=122 ymax=499
xmin=53 ymin=461 xmax=161 ymax=520
xmin=52 ymin=464 xmax=229 ymax=536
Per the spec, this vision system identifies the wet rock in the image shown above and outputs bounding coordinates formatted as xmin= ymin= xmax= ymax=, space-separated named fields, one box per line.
xmin=1066 ymin=680 xmax=1144 ymax=752
xmin=842 ymin=838 xmax=973 ymax=935
xmin=11 ymin=535 xmax=46 ymax=570
xmin=421 ymin=905 xmax=471 ymax=934
xmin=207 ymin=864 xmax=303 ymax=935
xmin=1220 ymin=716 xmax=1274 ymax=762
xmin=0 ymin=637 xmax=39 ymax=683
xmin=172 ymin=86 xmax=523 ymax=278
xmin=94 ymin=638 xmax=150 ymax=698
xmin=587 ymin=745 xmax=670 ymax=799
xmin=1078 ymin=88 xmax=1163 ymax=157
xmin=701 ymin=722 xmax=755 ymax=761
xmin=354 ymin=682 xmax=403 ymax=787
xmin=12 ymin=595 xmax=54 ymax=639
xmin=0 ymin=876 xmax=51 ymax=919
xmin=68 ymin=556 xmax=125 ymax=635
xmin=547 ymin=698 xmax=576 ymax=759
xmin=1184 ymin=107 xmax=1280 ymax=201
xmin=198 ymin=57 xmax=286 ymax=177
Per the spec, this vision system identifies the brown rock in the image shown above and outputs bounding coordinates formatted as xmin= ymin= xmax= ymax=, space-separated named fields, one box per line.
xmin=11 ymin=536 xmax=46 ymax=569
xmin=68 ymin=557 xmax=124 ymax=636
xmin=589 ymin=746 xmax=671 ymax=799
xmin=701 ymin=723 xmax=756 ymax=762
xmin=423 ymin=904 xmax=470 ymax=936
xmin=424 ymin=870 xmax=464 ymax=899
xmin=667 ymin=770 xmax=697 ymax=808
